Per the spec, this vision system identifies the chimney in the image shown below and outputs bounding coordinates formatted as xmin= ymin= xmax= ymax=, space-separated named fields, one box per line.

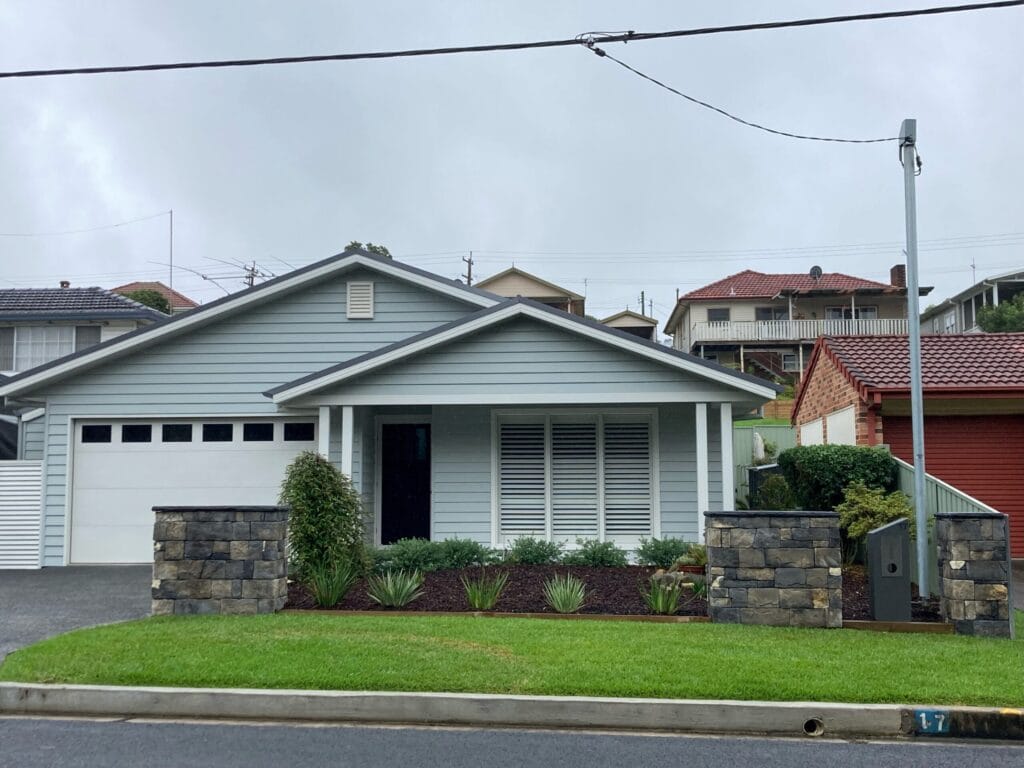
xmin=890 ymin=264 xmax=906 ymax=288
xmin=59 ymin=280 xmax=71 ymax=289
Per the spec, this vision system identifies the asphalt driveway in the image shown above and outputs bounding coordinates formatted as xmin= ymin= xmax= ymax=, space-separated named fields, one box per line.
xmin=0 ymin=566 xmax=151 ymax=661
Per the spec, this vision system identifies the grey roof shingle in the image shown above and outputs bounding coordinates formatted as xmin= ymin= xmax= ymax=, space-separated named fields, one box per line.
xmin=0 ymin=287 xmax=164 ymax=320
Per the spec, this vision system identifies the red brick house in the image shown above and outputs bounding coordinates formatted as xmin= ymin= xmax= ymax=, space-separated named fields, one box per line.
xmin=792 ymin=333 xmax=1024 ymax=557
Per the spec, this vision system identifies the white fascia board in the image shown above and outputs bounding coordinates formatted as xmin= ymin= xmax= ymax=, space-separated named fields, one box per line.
xmin=20 ymin=408 xmax=45 ymax=422
xmin=274 ymin=302 xmax=777 ymax=404
xmin=0 ymin=253 xmax=496 ymax=399
xmin=287 ymin=392 xmax=749 ymax=407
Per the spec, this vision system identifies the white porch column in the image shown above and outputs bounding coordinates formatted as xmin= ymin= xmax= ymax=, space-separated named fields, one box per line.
xmin=340 ymin=405 xmax=354 ymax=478
xmin=695 ymin=403 xmax=709 ymax=541
xmin=719 ymin=402 xmax=734 ymax=511
xmin=318 ymin=406 xmax=331 ymax=459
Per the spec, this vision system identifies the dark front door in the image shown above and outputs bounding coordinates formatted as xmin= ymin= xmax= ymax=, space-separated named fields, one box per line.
xmin=380 ymin=423 xmax=431 ymax=544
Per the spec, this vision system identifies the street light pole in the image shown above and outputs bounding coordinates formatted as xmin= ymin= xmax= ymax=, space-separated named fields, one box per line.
xmin=900 ymin=118 xmax=929 ymax=598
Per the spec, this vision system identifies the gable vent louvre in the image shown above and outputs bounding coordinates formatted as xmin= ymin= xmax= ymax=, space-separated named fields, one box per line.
xmin=347 ymin=282 xmax=374 ymax=319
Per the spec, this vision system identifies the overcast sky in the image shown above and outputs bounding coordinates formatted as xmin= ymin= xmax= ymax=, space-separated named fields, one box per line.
xmin=1 ymin=1 xmax=1021 ymax=326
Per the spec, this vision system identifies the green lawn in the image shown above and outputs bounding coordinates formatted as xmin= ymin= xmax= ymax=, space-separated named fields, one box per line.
xmin=734 ymin=417 xmax=791 ymax=427
xmin=2 ymin=612 xmax=1022 ymax=706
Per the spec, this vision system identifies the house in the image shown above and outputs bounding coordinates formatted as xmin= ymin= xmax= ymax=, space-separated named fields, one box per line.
xmin=474 ymin=266 xmax=585 ymax=316
xmin=113 ymin=280 xmax=200 ymax=315
xmin=0 ymin=247 xmax=778 ymax=567
xmin=791 ymin=333 xmax=1024 ymax=557
xmin=920 ymin=268 xmax=1024 ymax=334
xmin=600 ymin=310 xmax=659 ymax=342
xmin=664 ymin=266 xmax=929 ymax=382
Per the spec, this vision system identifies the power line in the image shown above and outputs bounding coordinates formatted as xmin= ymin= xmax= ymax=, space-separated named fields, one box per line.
xmin=587 ymin=46 xmax=896 ymax=143
xmin=0 ymin=1 xmax=1021 ymax=80
xmin=0 ymin=210 xmax=170 ymax=237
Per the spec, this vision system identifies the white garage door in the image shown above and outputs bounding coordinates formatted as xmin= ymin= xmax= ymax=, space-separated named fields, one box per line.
xmin=70 ymin=417 xmax=317 ymax=564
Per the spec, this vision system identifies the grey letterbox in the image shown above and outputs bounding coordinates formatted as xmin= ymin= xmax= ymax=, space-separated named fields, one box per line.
xmin=867 ymin=518 xmax=912 ymax=621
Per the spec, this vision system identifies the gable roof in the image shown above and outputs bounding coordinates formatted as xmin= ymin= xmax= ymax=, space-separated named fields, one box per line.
xmin=267 ymin=297 xmax=781 ymax=404
xmin=601 ymin=309 xmax=658 ymax=326
xmin=0 ymin=248 xmax=498 ymax=400
xmin=113 ymin=281 xmax=199 ymax=311
xmin=474 ymin=266 xmax=584 ymax=301
xmin=793 ymin=333 xmax=1024 ymax=418
xmin=0 ymin=287 xmax=163 ymax=322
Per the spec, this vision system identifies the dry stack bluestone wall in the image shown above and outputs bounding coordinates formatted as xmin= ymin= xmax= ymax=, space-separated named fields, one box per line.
xmin=151 ymin=505 xmax=288 ymax=616
xmin=705 ymin=510 xmax=843 ymax=628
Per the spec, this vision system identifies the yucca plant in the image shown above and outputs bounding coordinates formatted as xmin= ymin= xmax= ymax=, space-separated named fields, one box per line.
xmin=542 ymin=573 xmax=587 ymax=614
xmin=641 ymin=576 xmax=684 ymax=615
xmin=366 ymin=569 xmax=424 ymax=608
xmin=307 ymin=558 xmax=359 ymax=608
xmin=460 ymin=571 xmax=509 ymax=611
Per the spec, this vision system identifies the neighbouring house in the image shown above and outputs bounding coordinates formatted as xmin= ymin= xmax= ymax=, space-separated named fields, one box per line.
xmin=0 ymin=285 xmax=164 ymax=461
xmin=791 ymin=333 xmax=1024 ymax=557
xmin=474 ymin=266 xmax=585 ymax=316
xmin=920 ymin=268 xmax=1024 ymax=335
xmin=113 ymin=280 xmax=200 ymax=315
xmin=0 ymin=247 xmax=778 ymax=567
xmin=664 ymin=265 xmax=930 ymax=383
xmin=600 ymin=310 xmax=659 ymax=342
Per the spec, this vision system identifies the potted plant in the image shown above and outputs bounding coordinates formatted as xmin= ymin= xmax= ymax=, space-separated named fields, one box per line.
xmin=670 ymin=543 xmax=708 ymax=575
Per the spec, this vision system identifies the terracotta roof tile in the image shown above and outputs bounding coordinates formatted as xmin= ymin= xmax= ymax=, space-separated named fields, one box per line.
xmin=823 ymin=334 xmax=1024 ymax=390
xmin=113 ymin=281 xmax=199 ymax=310
xmin=681 ymin=269 xmax=897 ymax=300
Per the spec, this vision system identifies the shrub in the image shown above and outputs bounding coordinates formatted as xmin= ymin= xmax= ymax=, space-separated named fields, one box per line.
xmin=436 ymin=538 xmax=497 ymax=570
xmin=503 ymin=537 xmax=563 ymax=565
xmin=836 ymin=480 xmax=915 ymax=543
xmin=641 ymin=576 xmax=684 ymax=615
xmin=750 ymin=474 xmax=796 ymax=510
xmin=307 ymin=558 xmax=359 ymax=608
xmin=280 ymin=451 xmax=365 ymax=576
xmin=543 ymin=573 xmax=587 ymax=614
xmin=672 ymin=543 xmax=707 ymax=568
xmin=461 ymin=571 xmax=509 ymax=611
xmin=366 ymin=569 xmax=424 ymax=608
xmin=777 ymin=445 xmax=898 ymax=510
xmin=375 ymin=538 xmax=496 ymax=573
xmin=635 ymin=537 xmax=693 ymax=568
xmin=561 ymin=538 xmax=628 ymax=567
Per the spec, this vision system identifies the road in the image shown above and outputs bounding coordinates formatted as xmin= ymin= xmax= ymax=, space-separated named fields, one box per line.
xmin=0 ymin=717 xmax=1020 ymax=768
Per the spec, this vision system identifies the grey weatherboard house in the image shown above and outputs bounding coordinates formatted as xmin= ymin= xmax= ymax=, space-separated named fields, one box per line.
xmin=0 ymin=248 xmax=778 ymax=567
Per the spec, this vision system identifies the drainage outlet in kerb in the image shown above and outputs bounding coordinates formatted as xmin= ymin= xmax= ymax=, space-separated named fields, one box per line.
xmin=803 ymin=718 xmax=825 ymax=737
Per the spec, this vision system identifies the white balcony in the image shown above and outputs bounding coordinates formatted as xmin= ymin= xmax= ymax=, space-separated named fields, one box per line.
xmin=691 ymin=318 xmax=909 ymax=344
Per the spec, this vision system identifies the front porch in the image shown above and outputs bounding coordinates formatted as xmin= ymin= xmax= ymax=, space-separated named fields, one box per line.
xmin=314 ymin=402 xmax=738 ymax=550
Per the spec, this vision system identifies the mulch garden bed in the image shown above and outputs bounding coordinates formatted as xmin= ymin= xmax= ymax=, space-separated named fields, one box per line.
xmin=288 ymin=564 xmax=942 ymax=622
xmin=287 ymin=565 xmax=708 ymax=616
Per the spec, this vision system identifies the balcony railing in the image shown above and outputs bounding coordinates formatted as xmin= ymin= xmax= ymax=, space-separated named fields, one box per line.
xmin=691 ymin=318 xmax=908 ymax=343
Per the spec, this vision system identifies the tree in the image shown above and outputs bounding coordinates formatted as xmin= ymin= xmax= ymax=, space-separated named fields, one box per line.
xmin=976 ymin=293 xmax=1024 ymax=332
xmin=347 ymin=240 xmax=392 ymax=259
xmin=120 ymin=288 xmax=171 ymax=314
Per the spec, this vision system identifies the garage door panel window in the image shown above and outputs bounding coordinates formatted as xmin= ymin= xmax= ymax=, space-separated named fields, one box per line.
xmin=202 ymin=423 xmax=233 ymax=442
xmin=497 ymin=412 xmax=655 ymax=545
xmin=243 ymin=422 xmax=274 ymax=442
xmin=121 ymin=424 xmax=152 ymax=443
xmin=162 ymin=424 xmax=193 ymax=443
xmin=283 ymin=422 xmax=315 ymax=441
xmin=81 ymin=424 xmax=112 ymax=443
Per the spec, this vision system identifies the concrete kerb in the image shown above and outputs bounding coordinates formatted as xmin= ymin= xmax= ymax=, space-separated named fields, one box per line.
xmin=2 ymin=682 xmax=1020 ymax=740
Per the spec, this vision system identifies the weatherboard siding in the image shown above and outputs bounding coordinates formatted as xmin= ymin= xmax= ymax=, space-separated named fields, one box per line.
xmin=21 ymin=416 xmax=45 ymax=461
xmin=33 ymin=271 xmax=477 ymax=565
xmin=310 ymin=318 xmax=745 ymax=402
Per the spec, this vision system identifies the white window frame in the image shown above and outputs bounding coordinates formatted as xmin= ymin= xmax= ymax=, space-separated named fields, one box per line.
xmin=825 ymin=306 xmax=878 ymax=320
xmin=782 ymin=353 xmax=799 ymax=372
xmin=490 ymin=408 xmax=660 ymax=548
xmin=1 ymin=325 xmax=103 ymax=373
xmin=346 ymin=281 xmax=375 ymax=319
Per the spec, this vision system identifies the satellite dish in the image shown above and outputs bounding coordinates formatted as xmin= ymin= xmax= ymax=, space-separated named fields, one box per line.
xmin=809 ymin=265 xmax=823 ymax=280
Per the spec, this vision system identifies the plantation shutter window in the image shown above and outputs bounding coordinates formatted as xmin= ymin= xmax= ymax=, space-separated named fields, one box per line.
xmin=498 ymin=422 xmax=547 ymax=538
xmin=602 ymin=420 xmax=653 ymax=539
xmin=346 ymin=282 xmax=374 ymax=319
xmin=497 ymin=413 xmax=655 ymax=545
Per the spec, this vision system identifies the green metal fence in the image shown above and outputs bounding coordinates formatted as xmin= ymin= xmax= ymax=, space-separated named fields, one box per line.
xmin=733 ymin=425 xmax=797 ymax=504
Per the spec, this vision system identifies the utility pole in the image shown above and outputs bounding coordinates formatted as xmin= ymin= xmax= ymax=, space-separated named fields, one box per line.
xmin=900 ymin=118 xmax=929 ymax=598
xmin=168 ymin=209 xmax=174 ymax=289
xmin=462 ymin=251 xmax=474 ymax=285
xmin=640 ymin=290 xmax=645 ymax=315
xmin=648 ymin=298 xmax=654 ymax=317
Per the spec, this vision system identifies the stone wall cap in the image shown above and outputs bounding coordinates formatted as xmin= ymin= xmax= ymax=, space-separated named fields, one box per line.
xmin=934 ymin=511 xmax=1006 ymax=520
xmin=152 ymin=505 xmax=290 ymax=512
xmin=704 ymin=510 xmax=838 ymax=518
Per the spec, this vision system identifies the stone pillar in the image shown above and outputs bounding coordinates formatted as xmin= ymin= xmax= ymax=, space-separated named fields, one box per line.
xmin=705 ymin=511 xmax=842 ymax=628
xmin=152 ymin=505 xmax=288 ymax=616
xmin=935 ymin=511 xmax=1014 ymax=638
